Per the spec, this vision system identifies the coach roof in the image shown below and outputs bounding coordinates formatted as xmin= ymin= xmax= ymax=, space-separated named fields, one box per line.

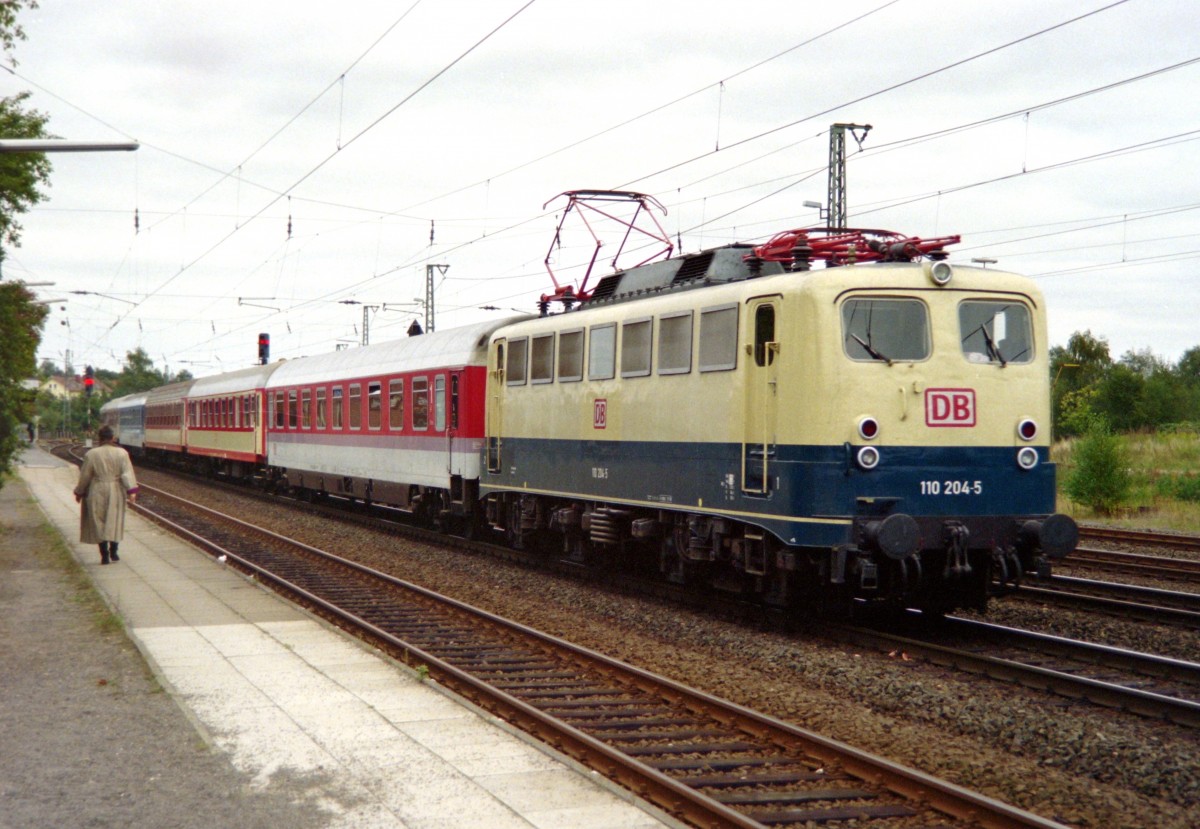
xmin=265 ymin=316 xmax=529 ymax=389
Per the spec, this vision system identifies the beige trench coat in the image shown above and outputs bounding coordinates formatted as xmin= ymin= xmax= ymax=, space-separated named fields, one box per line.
xmin=74 ymin=443 xmax=139 ymax=544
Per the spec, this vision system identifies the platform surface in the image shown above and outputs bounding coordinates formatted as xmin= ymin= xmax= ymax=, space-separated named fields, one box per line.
xmin=19 ymin=445 xmax=676 ymax=829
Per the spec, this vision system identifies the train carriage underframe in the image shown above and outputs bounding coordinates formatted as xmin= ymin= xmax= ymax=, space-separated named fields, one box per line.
xmin=485 ymin=491 xmax=1075 ymax=616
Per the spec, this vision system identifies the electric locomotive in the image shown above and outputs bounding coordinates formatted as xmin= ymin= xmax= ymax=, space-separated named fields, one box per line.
xmin=480 ymin=210 xmax=1076 ymax=614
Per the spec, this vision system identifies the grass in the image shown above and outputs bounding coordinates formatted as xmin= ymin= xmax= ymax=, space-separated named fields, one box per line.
xmin=1054 ymin=428 xmax=1200 ymax=532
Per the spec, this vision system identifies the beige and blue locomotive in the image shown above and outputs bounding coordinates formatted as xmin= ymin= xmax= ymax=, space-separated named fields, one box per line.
xmin=479 ymin=230 xmax=1077 ymax=614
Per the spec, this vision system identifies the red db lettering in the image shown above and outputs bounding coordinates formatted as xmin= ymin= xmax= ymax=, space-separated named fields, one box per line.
xmin=925 ymin=389 xmax=975 ymax=427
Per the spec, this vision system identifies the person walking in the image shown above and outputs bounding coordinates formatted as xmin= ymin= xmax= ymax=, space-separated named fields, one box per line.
xmin=74 ymin=425 xmax=139 ymax=565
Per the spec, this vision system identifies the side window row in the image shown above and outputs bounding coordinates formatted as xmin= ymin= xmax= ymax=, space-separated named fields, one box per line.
xmin=188 ymin=394 xmax=258 ymax=430
xmin=268 ymin=375 xmax=455 ymax=432
xmin=505 ymin=304 xmax=739 ymax=386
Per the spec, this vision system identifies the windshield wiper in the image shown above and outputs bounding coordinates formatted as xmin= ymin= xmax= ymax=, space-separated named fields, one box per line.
xmin=851 ymin=333 xmax=893 ymax=365
xmin=980 ymin=325 xmax=1007 ymax=367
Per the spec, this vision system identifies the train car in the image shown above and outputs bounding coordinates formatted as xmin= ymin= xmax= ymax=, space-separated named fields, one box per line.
xmin=143 ymin=379 xmax=195 ymax=459
xmin=479 ymin=231 xmax=1077 ymax=614
xmin=99 ymin=393 xmax=148 ymax=453
xmin=186 ymin=362 xmax=284 ymax=479
xmin=264 ymin=317 xmax=526 ymax=525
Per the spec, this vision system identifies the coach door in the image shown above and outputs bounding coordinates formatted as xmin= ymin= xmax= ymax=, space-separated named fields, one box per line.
xmin=485 ymin=340 xmax=505 ymax=473
xmin=742 ymin=298 xmax=780 ymax=494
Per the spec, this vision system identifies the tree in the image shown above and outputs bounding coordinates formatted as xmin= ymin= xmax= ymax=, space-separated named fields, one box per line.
xmin=1051 ymin=330 xmax=1114 ymax=438
xmin=0 ymin=280 xmax=47 ymax=478
xmin=1064 ymin=423 xmax=1131 ymax=516
xmin=0 ymin=1 xmax=52 ymax=484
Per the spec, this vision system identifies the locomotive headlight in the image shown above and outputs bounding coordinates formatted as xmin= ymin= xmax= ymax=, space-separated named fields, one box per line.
xmin=857 ymin=446 xmax=881 ymax=470
xmin=1016 ymin=446 xmax=1039 ymax=470
xmin=1017 ymin=418 xmax=1038 ymax=441
xmin=858 ymin=417 xmax=880 ymax=440
xmin=928 ymin=260 xmax=954 ymax=286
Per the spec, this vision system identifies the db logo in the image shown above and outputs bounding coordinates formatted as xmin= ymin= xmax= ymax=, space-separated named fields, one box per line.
xmin=593 ymin=398 xmax=608 ymax=429
xmin=926 ymin=388 xmax=975 ymax=427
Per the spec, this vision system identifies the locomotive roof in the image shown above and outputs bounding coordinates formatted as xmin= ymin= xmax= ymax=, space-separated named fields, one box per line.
xmin=266 ymin=316 xmax=529 ymax=387
xmin=189 ymin=361 xmax=287 ymax=397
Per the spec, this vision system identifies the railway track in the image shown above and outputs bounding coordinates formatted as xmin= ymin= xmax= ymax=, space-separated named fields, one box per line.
xmin=126 ymin=483 xmax=1064 ymax=829
xmin=1013 ymin=574 xmax=1200 ymax=628
xmin=836 ymin=614 xmax=1200 ymax=729
xmin=1061 ymin=546 xmax=1200 ymax=583
xmin=1079 ymin=525 xmax=1200 ymax=554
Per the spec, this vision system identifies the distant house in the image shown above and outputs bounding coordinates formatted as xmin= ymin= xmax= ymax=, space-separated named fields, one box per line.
xmin=40 ymin=374 xmax=111 ymax=399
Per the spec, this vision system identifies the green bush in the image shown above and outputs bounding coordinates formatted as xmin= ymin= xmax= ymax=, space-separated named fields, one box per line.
xmin=1064 ymin=426 xmax=1131 ymax=515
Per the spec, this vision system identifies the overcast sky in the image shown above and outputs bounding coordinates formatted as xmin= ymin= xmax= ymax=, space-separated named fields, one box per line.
xmin=4 ymin=0 xmax=1197 ymax=376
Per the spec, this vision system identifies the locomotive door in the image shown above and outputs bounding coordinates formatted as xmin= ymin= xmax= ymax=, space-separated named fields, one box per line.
xmin=742 ymin=298 xmax=780 ymax=494
xmin=485 ymin=340 xmax=505 ymax=473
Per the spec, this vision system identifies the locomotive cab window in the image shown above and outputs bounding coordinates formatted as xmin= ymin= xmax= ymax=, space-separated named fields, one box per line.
xmin=621 ymin=318 xmax=652 ymax=378
xmin=506 ymin=337 xmax=528 ymax=386
xmin=841 ymin=297 xmax=930 ymax=363
xmin=753 ymin=304 xmax=776 ymax=367
xmin=959 ymin=300 xmax=1033 ymax=366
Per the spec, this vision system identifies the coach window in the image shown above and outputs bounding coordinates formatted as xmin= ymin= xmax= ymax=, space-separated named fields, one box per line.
xmin=530 ymin=334 xmax=554 ymax=384
xmin=315 ymin=388 xmax=326 ymax=429
xmin=274 ymin=392 xmax=286 ymax=428
xmin=959 ymin=300 xmax=1033 ymax=365
xmin=450 ymin=375 xmax=459 ymax=430
xmin=621 ymin=319 xmax=652 ymax=378
xmin=434 ymin=376 xmax=446 ymax=431
xmin=506 ymin=337 xmax=528 ymax=386
xmin=699 ymin=305 xmax=738 ymax=372
xmin=332 ymin=386 xmax=344 ymax=429
xmin=388 ymin=380 xmax=404 ymax=430
xmin=842 ymin=297 xmax=930 ymax=363
xmin=348 ymin=384 xmax=362 ymax=429
xmin=288 ymin=390 xmax=298 ymax=429
xmin=412 ymin=377 xmax=429 ymax=430
xmin=588 ymin=323 xmax=616 ymax=380
xmin=558 ymin=329 xmax=583 ymax=381
xmin=368 ymin=382 xmax=382 ymax=429
xmin=658 ymin=311 xmax=693 ymax=375
xmin=301 ymin=389 xmax=311 ymax=429
xmin=235 ymin=398 xmax=241 ymax=428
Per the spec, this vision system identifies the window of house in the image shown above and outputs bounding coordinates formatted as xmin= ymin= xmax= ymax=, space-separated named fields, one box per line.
xmin=348 ymin=384 xmax=362 ymax=429
xmin=658 ymin=312 xmax=693 ymax=375
xmin=588 ymin=323 xmax=616 ymax=380
xmin=699 ymin=305 xmax=739 ymax=372
xmin=388 ymin=379 xmax=404 ymax=430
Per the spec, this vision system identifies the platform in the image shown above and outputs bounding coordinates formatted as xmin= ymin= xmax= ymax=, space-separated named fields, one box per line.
xmin=18 ymin=445 xmax=677 ymax=829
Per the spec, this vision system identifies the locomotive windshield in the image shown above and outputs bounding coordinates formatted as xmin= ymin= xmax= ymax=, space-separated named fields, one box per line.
xmin=841 ymin=298 xmax=930 ymax=363
xmin=959 ymin=301 xmax=1033 ymax=365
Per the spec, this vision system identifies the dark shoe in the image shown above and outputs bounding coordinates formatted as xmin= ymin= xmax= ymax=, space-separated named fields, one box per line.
xmin=100 ymin=557 xmax=109 ymax=565
xmin=110 ymin=551 xmax=119 ymax=562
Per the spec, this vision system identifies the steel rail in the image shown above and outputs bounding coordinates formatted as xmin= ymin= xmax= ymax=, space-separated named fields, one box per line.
xmin=129 ymin=484 xmax=1067 ymax=829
